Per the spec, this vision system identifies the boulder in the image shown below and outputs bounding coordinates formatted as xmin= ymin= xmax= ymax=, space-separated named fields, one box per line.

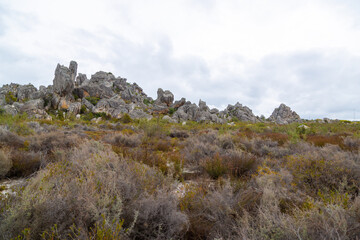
xmin=129 ymin=109 xmax=152 ymax=120
xmin=68 ymin=102 xmax=82 ymax=115
xmin=268 ymin=103 xmax=301 ymax=124
xmin=53 ymin=63 xmax=74 ymax=97
xmin=226 ymin=102 xmax=258 ymax=122
xmin=3 ymin=105 xmax=18 ymax=115
xmin=199 ymin=99 xmax=210 ymax=112
xmin=69 ymin=61 xmax=78 ymax=83
xmin=156 ymin=88 xmax=174 ymax=106
xmin=76 ymin=73 xmax=88 ymax=86
xmin=17 ymin=84 xmax=38 ymax=101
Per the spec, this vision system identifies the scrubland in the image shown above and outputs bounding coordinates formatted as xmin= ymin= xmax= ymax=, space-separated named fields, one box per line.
xmin=1 ymin=112 xmax=360 ymax=240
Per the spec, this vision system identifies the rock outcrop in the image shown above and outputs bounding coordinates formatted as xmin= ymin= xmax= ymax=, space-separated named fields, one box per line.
xmin=156 ymin=88 xmax=174 ymax=106
xmin=0 ymin=61 xmax=302 ymax=124
xmin=53 ymin=63 xmax=74 ymax=97
xmin=268 ymin=103 xmax=301 ymax=124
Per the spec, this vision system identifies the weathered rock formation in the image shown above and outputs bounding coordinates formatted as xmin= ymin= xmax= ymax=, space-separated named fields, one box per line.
xmin=0 ymin=61 xmax=302 ymax=124
xmin=268 ymin=103 xmax=301 ymax=124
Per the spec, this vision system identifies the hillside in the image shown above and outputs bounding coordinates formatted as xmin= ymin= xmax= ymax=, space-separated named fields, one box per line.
xmin=0 ymin=62 xmax=360 ymax=239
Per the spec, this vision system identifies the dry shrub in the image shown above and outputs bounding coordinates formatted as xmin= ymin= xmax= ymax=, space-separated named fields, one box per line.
xmin=218 ymin=134 xmax=235 ymax=150
xmin=125 ymin=192 xmax=189 ymax=239
xmin=0 ymin=141 xmax=186 ymax=239
xmin=306 ymin=134 xmax=344 ymax=148
xmin=284 ymin=154 xmax=360 ymax=196
xmin=343 ymin=136 xmax=360 ymax=151
xmin=260 ymin=132 xmax=289 ymax=146
xmin=0 ymin=149 xmax=11 ymax=178
xmin=182 ymin=134 xmax=221 ymax=166
xmin=203 ymin=153 xmax=228 ymax=179
xmin=0 ymin=128 xmax=24 ymax=148
xmin=28 ymin=131 xmax=79 ymax=155
xmin=104 ymin=132 xmax=142 ymax=148
xmin=224 ymin=151 xmax=259 ymax=178
xmin=8 ymin=150 xmax=42 ymax=177
xmin=169 ymin=130 xmax=189 ymax=139
xmin=151 ymin=138 xmax=172 ymax=152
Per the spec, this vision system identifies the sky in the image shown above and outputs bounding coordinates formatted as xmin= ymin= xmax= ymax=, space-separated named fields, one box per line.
xmin=0 ymin=0 xmax=360 ymax=120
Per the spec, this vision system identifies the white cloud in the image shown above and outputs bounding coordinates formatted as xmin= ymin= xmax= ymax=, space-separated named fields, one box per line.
xmin=0 ymin=0 xmax=360 ymax=119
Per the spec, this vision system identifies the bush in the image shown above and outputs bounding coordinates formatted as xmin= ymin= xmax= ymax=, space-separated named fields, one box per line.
xmin=203 ymin=153 xmax=227 ymax=179
xmin=5 ymin=92 xmax=17 ymax=104
xmin=8 ymin=150 xmax=42 ymax=177
xmin=120 ymin=113 xmax=132 ymax=124
xmin=85 ymin=97 xmax=100 ymax=106
xmin=0 ymin=150 xmax=11 ymax=178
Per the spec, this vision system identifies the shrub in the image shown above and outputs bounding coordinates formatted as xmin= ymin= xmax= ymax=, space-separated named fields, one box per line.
xmin=0 ymin=129 xmax=24 ymax=148
xmin=260 ymin=132 xmax=289 ymax=146
xmin=306 ymin=134 xmax=344 ymax=148
xmin=143 ymin=99 xmax=150 ymax=105
xmin=5 ymin=92 xmax=17 ymax=104
xmin=85 ymin=97 xmax=100 ymax=106
xmin=0 ymin=150 xmax=11 ymax=178
xmin=125 ymin=193 xmax=189 ymax=239
xmin=168 ymin=107 xmax=176 ymax=115
xmin=8 ymin=150 xmax=42 ymax=177
xmin=120 ymin=113 xmax=132 ymax=124
xmin=203 ymin=153 xmax=227 ymax=179
xmin=104 ymin=133 xmax=141 ymax=148
xmin=223 ymin=151 xmax=259 ymax=178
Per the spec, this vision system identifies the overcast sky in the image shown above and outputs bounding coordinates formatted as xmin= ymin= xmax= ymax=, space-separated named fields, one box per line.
xmin=0 ymin=0 xmax=360 ymax=119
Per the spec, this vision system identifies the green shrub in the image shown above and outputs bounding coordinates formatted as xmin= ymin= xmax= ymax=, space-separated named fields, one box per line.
xmin=168 ymin=107 xmax=176 ymax=115
xmin=85 ymin=97 xmax=100 ymax=106
xmin=120 ymin=113 xmax=132 ymax=124
xmin=5 ymin=91 xmax=17 ymax=104
xmin=143 ymin=99 xmax=151 ymax=105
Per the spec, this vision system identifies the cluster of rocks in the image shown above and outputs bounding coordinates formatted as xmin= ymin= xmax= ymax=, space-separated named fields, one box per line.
xmin=0 ymin=61 xmax=302 ymax=124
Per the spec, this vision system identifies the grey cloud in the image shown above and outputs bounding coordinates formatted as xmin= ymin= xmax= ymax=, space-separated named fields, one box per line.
xmin=1 ymin=23 xmax=359 ymax=120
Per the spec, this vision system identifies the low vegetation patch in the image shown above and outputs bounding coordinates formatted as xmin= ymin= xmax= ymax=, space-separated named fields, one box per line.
xmin=1 ymin=116 xmax=360 ymax=239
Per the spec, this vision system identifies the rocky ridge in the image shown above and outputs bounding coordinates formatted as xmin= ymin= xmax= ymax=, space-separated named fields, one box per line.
xmin=0 ymin=61 xmax=302 ymax=124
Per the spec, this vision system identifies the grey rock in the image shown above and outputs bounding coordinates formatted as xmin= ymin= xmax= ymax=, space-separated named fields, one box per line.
xmin=53 ymin=63 xmax=74 ymax=97
xmin=3 ymin=105 xmax=18 ymax=115
xmin=226 ymin=102 xmax=258 ymax=122
xmin=156 ymin=88 xmax=174 ymax=106
xmin=76 ymin=73 xmax=88 ymax=86
xmin=129 ymin=109 xmax=152 ymax=120
xmin=90 ymin=71 xmax=115 ymax=85
xmin=210 ymin=108 xmax=219 ymax=114
xmin=162 ymin=115 xmax=177 ymax=123
xmin=199 ymin=99 xmax=210 ymax=112
xmin=17 ymin=84 xmax=37 ymax=101
xmin=68 ymin=102 xmax=82 ymax=115
xmin=82 ymin=98 xmax=95 ymax=112
xmin=93 ymin=96 xmax=128 ymax=118
xmin=268 ymin=103 xmax=301 ymax=124
xmin=171 ymin=98 xmax=186 ymax=109
xmin=0 ymin=94 xmax=5 ymax=106
xmin=69 ymin=61 xmax=78 ymax=83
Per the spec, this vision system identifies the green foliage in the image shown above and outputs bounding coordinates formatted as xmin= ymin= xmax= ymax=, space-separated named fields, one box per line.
xmin=85 ymin=97 xmax=100 ymax=106
xmin=80 ymin=104 xmax=87 ymax=114
xmin=5 ymin=92 xmax=17 ymax=104
xmin=168 ymin=107 xmax=176 ymax=115
xmin=143 ymin=99 xmax=151 ymax=105
xmin=120 ymin=113 xmax=132 ymax=124
xmin=73 ymin=93 xmax=79 ymax=101
xmin=0 ymin=108 xmax=5 ymax=115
